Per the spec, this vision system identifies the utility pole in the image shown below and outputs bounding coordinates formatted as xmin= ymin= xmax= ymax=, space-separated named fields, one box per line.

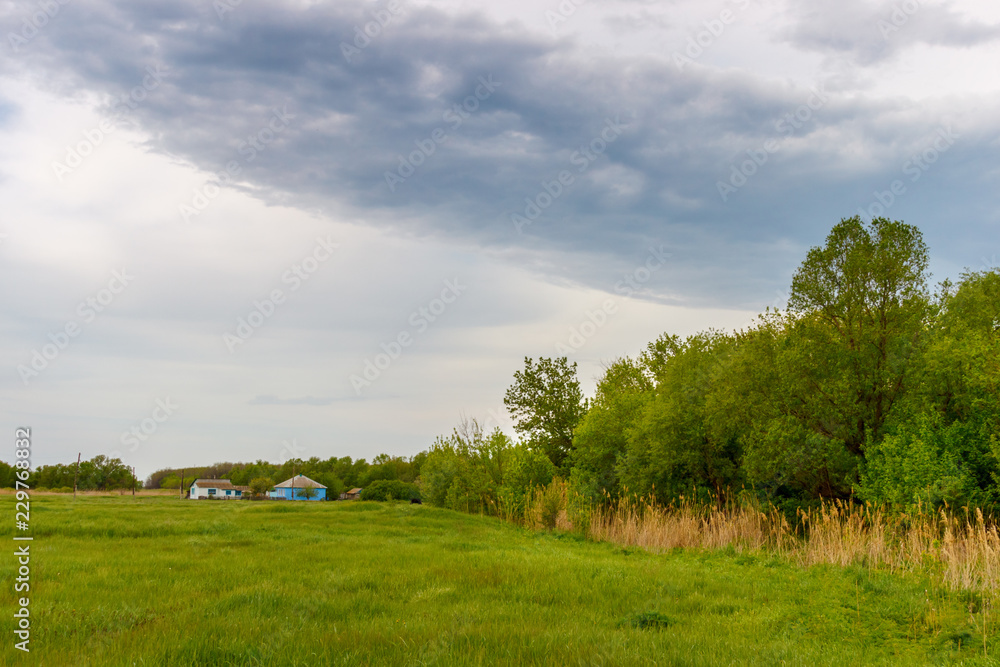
xmin=131 ymin=466 xmax=136 ymax=497
xmin=181 ymin=469 xmax=185 ymax=500
xmin=73 ymin=452 xmax=81 ymax=499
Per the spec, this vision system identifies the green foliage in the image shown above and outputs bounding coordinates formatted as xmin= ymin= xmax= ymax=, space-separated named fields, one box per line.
xmin=140 ymin=453 xmax=425 ymax=497
xmin=697 ymin=217 xmax=933 ymax=499
xmin=619 ymin=331 xmax=743 ymax=499
xmin=0 ymin=460 xmax=18 ymax=488
xmin=360 ymin=479 xmax=420 ymax=501
xmin=538 ymin=481 xmax=564 ymax=530
xmin=419 ymin=445 xmax=463 ymax=508
xmin=569 ymin=356 xmax=651 ymax=502
xmin=29 ymin=455 xmax=137 ymax=491
xmin=860 ymin=412 xmax=990 ymax=508
xmin=786 ymin=216 xmax=930 ymax=454
xmin=248 ymin=477 xmax=273 ymax=498
xmin=418 ymin=418 xmax=558 ymax=519
xmin=504 ymin=356 xmax=587 ymax=470
xmin=497 ymin=445 xmax=557 ymax=516
xmin=418 ymin=420 xmax=508 ymax=513
xmin=310 ymin=472 xmax=345 ymax=499
xmin=299 ymin=484 xmax=320 ymax=500
xmin=562 ymin=219 xmax=993 ymax=509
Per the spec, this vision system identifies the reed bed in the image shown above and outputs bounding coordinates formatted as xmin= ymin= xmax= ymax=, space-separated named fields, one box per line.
xmin=541 ymin=488 xmax=1000 ymax=592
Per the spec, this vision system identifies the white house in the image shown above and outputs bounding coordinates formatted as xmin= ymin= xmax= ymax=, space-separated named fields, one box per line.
xmin=189 ymin=479 xmax=248 ymax=500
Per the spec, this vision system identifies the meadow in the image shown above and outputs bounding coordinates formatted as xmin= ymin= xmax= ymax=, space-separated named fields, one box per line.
xmin=1 ymin=494 xmax=998 ymax=666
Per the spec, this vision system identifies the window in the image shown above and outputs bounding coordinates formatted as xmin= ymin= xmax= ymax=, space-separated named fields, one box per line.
xmin=236 ymin=491 xmax=242 ymax=497
xmin=208 ymin=489 xmax=216 ymax=495
xmin=225 ymin=490 xmax=231 ymax=496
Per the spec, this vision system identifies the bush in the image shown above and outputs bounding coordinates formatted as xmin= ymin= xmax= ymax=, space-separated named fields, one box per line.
xmin=361 ymin=479 xmax=420 ymax=502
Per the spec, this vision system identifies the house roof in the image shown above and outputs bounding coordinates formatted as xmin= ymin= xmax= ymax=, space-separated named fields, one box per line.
xmin=347 ymin=488 xmax=363 ymax=494
xmin=193 ymin=479 xmax=238 ymax=490
xmin=273 ymin=474 xmax=326 ymax=489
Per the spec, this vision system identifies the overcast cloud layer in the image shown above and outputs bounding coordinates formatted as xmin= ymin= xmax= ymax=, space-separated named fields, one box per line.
xmin=2 ymin=0 xmax=998 ymax=477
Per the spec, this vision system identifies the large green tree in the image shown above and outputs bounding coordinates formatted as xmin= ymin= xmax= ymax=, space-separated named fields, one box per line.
xmin=504 ymin=357 xmax=587 ymax=470
xmin=786 ymin=215 xmax=930 ymax=454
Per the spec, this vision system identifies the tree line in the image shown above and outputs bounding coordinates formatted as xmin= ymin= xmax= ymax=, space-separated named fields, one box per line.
xmin=395 ymin=216 xmax=1000 ymax=516
xmin=542 ymin=217 xmax=1000 ymax=512
xmin=0 ymin=455 xmax=138 ymax=491
xmin=6 ymin=217 xmax=996 ymax=515
xmin=143 ymin=453 xmax=424 ymax=499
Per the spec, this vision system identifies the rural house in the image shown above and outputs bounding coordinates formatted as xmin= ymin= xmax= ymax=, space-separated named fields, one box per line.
xmin=269 ymin=475 xmax=327 ymax=501
xmin=189 ymin=479 xmax=248 ymax=500
xmin=340 ymin=487 xmax=363 ymax=500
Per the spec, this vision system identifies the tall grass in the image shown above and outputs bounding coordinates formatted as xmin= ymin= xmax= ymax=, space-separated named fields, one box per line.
xmin=524 ymin=486 xmax=1000 ymax=592
xmin=7 ymin=494 xmax=993 ymax=665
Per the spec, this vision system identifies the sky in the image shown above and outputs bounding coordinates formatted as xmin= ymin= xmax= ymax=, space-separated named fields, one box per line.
xmin=1 ymin=0 xmax=998 ymax=480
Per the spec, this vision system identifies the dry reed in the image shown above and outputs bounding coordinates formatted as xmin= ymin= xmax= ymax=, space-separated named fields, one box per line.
xmin=564 ymin=491 xmax=1000 ymax=592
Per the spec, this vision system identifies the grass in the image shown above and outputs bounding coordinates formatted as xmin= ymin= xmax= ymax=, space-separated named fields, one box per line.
xmin=2 ymin=494 xmax=999 ymax=665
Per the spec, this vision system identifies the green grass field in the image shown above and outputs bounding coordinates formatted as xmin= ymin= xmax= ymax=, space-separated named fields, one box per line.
xmin=2 ymin=494 xmax=997 ymax=666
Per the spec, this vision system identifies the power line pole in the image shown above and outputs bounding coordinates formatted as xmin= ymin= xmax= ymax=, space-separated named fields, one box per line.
xmin=181 ymin=469 xmax=185 ymax=500
xmin=131 ymin=466 xmax=136 ymax=497
xmin=73 ymin=452 xmax=81 ymax=499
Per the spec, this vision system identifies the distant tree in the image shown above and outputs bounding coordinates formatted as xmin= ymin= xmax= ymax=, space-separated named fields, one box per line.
xmin=248 ymin=477 xmax=273 ymax=499
xmin=504 ymin=357 xmax=587 ymax=470
xmin=299 ymin=483 xmax=320 ymax=500
xmin=0 ymin=461 xmax=15 ymax=488
xmin=312 ymin=472 xmax=345 ymax=499
xmin=361 ymin=479 xmax=420 ymax=502
xmin=159 ymin=475 xmax=181 ymax=489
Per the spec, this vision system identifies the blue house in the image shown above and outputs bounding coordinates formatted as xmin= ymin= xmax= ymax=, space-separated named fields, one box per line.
xmin=269 ymin=474 xmax=327 ymax=501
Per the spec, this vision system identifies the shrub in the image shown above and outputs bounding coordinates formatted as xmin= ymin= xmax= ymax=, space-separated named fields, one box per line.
xmin=361 ymin=479 xmax=420 ymax=502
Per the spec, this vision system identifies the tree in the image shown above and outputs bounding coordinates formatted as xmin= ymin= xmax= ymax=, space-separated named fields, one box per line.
xmin=248 ymin=477 xmax=273 ymax=499
xmin=312 ymin=472 xmax=345 ymax=499
xmin=721 ymin=312 xmax=861 ymax=498
xmin=416 ymin=418 xmax=511 ymax=512
xmin=859 ymin=269 xmax=1000 ymax=508
xmin=619 ymin=331 xmax=742 ymax=501
xmin=787 ymin=216 xmax=930 ymax=454
xmin=361 ymin=479 xmax=420 ymax=501
xmin=299 ymin=484 xmax=320 ymax=500
xmin=715 ymin=217 xmax=931 ymax=499
xmin=504 ymin=357 xmax=587 ymax=470
xmin=570 ymin=356 xmax=652 ymax=501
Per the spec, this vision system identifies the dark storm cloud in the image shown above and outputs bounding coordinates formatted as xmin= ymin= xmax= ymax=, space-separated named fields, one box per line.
xmin=5 ymin=0 xmax=999 ymax=308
